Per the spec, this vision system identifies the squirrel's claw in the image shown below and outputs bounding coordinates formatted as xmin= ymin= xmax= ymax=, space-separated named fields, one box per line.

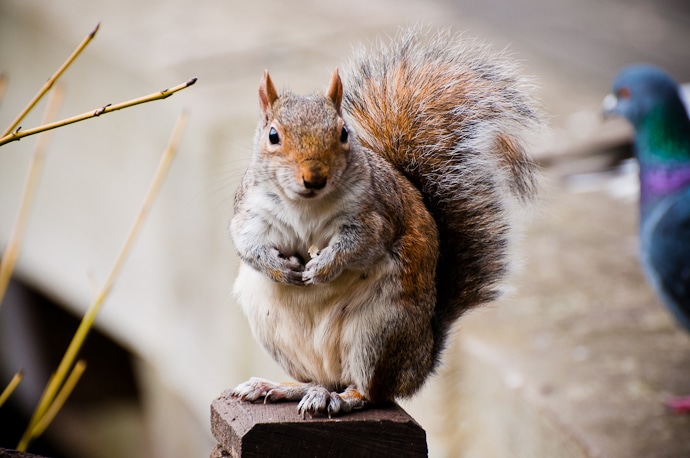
xmin=303 ymin=246 xmax=342 ymax=285
xmin=270 ymin=250 xmax=307 ymax=286
xmin=297 ymin=385 xmax=367 ymax=418
xmin=233 ymin=379 xmax=368 ymax=418
xmin=285 ymin=269 xmax=307 ymax=286
xmin=297 ymin=386 xmax=334 ymax=418
xmin=232 ymin=377 xmax=309 ymax=403
xmin=232 ymin=377 xmax=271 ymax=402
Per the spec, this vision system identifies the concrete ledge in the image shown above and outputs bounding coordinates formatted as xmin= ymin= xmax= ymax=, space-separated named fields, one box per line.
xmin=451 ymin=185 xmax=690 ymax=457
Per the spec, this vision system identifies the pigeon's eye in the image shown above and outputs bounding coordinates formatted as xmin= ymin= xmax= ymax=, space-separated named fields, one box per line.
xmin=616 ymin=87 xmax=631 ymax=99
xmin=340 ymin=126 xmax=349 ymax=143
xmin=268 ymin=126 xmax=280 ymax=145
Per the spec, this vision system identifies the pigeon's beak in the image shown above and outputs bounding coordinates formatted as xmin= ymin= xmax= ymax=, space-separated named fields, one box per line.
xmin=602 ymin=93 xmax=619 ymax=119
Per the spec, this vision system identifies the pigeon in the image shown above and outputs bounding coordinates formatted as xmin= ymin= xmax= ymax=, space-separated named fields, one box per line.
xmin=604 ymin=64 xmax=690 ymax=413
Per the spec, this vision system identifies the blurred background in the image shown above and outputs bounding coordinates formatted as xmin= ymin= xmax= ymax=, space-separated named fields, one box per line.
xmin=0 ymin=0 xmax=689 ymax=457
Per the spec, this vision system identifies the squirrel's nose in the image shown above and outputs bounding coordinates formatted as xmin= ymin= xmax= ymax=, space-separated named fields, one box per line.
xmin=303 ymin=175 xmax=327 ymax=190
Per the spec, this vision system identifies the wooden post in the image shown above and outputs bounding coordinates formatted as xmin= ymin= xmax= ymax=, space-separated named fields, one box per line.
xmin=210 ymin=390 xmax=428 ymax=457
xmin=0 ymin=449 xmax=46 ymax=458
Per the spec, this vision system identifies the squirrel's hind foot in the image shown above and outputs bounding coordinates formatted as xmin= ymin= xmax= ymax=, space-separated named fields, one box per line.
xmin=298 ymin=385 xmax=367 ymax=419
xmin=231 ymin=377 xmax=368 ymax=418
xmin=231 ymin=377 xmax=309 ymax=403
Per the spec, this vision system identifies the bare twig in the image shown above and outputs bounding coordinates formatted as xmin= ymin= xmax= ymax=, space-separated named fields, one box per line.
xmin=0 ymin=85 xmax=65 ymax=309
xmin=1 ymin=23 xmax=99 ymax=138
xmin=0 ymin=370 xmax=24 ymax=409
xmin=16 ymin=112 xmax=189 ymax=451
xmin=26 ymin=361 xmax=87 ymax=442
xmin=0 ymin=73 xmax=8 ymax=107
xmin=0 ymin=78 xmax=197 ymax=147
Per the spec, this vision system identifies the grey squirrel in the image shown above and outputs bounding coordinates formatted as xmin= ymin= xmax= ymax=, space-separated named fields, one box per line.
xmin=230 ymin=28 xmax=541 ymax=417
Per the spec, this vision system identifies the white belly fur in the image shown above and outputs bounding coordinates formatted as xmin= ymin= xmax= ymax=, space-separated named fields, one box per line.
xmin=233 ymin=259 xmax=397 ymax=391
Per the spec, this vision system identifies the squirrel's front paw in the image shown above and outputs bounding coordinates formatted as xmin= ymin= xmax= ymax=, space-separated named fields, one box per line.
xmin=303 ymin=247 xmax=341 ymax=285
xmin=265 ymin=249 xmax=305 ymax=285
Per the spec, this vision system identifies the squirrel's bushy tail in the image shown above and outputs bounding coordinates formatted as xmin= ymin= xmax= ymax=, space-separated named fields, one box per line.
xmin=341 ymin=28 xmax=542 ymax=363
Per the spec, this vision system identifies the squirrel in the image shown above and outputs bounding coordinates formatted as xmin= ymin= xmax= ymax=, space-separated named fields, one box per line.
xmin=230 ymin=28 xmax=541 ymax=418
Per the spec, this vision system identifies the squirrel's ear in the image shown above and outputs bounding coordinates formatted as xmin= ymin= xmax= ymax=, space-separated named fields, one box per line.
xmin=326 ymin=68 xmax=343 ymax=115
xmin=259 ymin=70 xmax=279 ymax=124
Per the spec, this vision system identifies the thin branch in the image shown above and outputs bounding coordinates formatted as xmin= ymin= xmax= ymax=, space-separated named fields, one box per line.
xmin=17 ymin=371 xmax=56 ymax=451
xmin=0 ymin=370 xmax=24 ymax=409
xmin=0 ymin=85 xmax=65 ymax=309
xmin=17 ymin=112 xmax=189 ymax=451
xmin=0 ymin=78 xmax=197 ymax=147
xmin=2 ymin=23 xmax=99 ymax=138
xmin=26 ymin=361 xmax=87 ymax=443
xmin=0 ymin=73 xmax=8 ymax=107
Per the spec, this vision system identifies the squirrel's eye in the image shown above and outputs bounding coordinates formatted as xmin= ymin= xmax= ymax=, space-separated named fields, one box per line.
xmin=340 ymin=126 xmax=349 ymax=143
xmin=268 ymin=127 xmax=280 ymax=145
